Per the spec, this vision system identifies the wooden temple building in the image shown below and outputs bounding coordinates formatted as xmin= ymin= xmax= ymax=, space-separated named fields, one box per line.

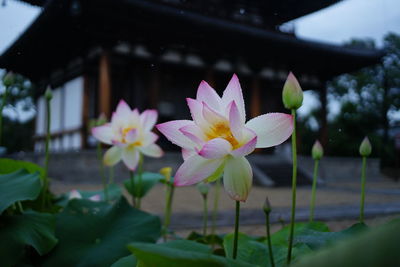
xmin=0 ymin=0 xmax=382 ymax=152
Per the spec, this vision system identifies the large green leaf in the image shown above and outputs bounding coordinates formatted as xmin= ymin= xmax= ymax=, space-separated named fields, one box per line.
xmin=123 ymin=172 xmax=164 ymax=198
xmin=271 ymin=243 xmax=313 ymax=267
xmin=271 ymin=222 xmax=330 ymax=246
xmin=55 ymin=183 xmax=122 ymax=207
xmin=0 ymin=210 xmax=58 ymax=266
xmin=224 ymin=232 xmax=269 ymax=266
xmin=42 ymin=197 xmax=161 ymax=267
xmin=128 ymin=240 xmax=254 ymax=267
xmin=0 ymin=158 xmax=44 ymax=178
xmin=78 ymin=183 xmax=121 ymax=201
xmin=0 ymin=170 xmax=42 ymax=214
xmin=111 ymin=255 xmax=137 ymax=267
xmin=187 ymin=231 xmax=224 ymax=247
xmin=292 ymin=219 xmax=400 ymax=267
xmin=294 ymin=223 xmax=367 ymax=250
xmin=223 ymin=232 xmax=312 ymax=267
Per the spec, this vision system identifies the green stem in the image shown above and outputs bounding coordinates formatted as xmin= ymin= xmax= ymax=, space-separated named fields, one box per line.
xmin=129 ymin=170 xmax=136 ymax=207
xmin=265 ymin=212 xmax=275 ymax=267
xmin=97 ymin=142 xmax=108 ymax=201
xmin=136 ymin=154 xmax=144 ymax=209
xmin=287 ymin=109 xmax=297 ymax=265
xmin=233 ymin=200 xmax=240 ymax=259
xmin=309 ymin=160 xmax=319 ymax=222
xmin=109 ymin=166 xmax=114 ymax=184
xmin=360 ymin=156 xmax=367 ymax=223
xmin=163 ymin=183 xmax=174 ymax=242
xmin=42 ymin=95 xmax=51 ymax=209
xmin=202 ymin=195 xmax=208 ymax=236
xmin=0 ymin=85 xmax=8 ymax=146
xmin=211 ymin=178 xmax=221 ymax=236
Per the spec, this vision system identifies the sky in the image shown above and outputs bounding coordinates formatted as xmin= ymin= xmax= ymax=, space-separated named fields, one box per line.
xmin=0 ymin=0 xmax=399 ymax=121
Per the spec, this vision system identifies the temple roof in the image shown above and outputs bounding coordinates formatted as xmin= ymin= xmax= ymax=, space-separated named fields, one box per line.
xmin=1 ymin=0 xmax=382 ymax=83
xmin=16 ymin=0 xmax=341 ymax=26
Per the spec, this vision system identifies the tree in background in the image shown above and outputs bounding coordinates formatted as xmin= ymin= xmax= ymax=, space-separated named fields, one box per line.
xmin=0 ymin=71 xmax=35 ymax=154
xmin=299 ymin=33 xmax=400 ymax=172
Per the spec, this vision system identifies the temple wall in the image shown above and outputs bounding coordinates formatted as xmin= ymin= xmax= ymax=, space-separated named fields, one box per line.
xmin=34 ymin=76 xmax=83 ymax=152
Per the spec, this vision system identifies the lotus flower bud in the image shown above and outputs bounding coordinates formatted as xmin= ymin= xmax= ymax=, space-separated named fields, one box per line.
xmin=45 ymin=87 xmax=53 ymax=100
xmin=359 ymin=137 xmax=372 ymax=157
xmin=196 ymin=182 xmax=210 ymax=197
xmin=312 ymin=140 xmax=324 ymax=160
xmin=160 ymin=167 xmax=172 ymax=183
xmin=282 ymin=72 xmax=303 ymax=110
xmin=2 ymin=72 xmax=14 ymax=87
xmin=263 ymin=197 xmax=272 ymax=214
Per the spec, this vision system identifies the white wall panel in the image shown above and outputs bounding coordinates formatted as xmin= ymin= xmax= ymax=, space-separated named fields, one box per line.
xmin=62 ymin=135 xmax=70 ymax=149
xmin=35 ymin=76 xmax=83 ymax=152
xmin=71 ymin=132 xmax=81 ymax=149
xmin=50 ymin=88 xmax=62 ymax=132
xmin=35 ymin=97 xmax=45 ymax=135
xmin=64 ymin=77 xmax=83 ymax=130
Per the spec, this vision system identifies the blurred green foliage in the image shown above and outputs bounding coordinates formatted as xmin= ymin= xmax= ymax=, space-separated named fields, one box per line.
xmin=1 ymin=71 xmax=34 ymax=154
xmin=299 ymin=33 xmax=400 ymax=169
xmin=2 ymin=116 xmax=34 ymax=154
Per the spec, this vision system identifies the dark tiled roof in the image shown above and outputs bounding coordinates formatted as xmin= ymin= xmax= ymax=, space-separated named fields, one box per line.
xmin=0 ymin=0 xmax=382 ymax=82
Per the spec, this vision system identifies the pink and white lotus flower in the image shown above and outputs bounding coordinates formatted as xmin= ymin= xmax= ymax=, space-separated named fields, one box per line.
xmin=157 ymin=74 xmax=293 ymax=201
xmin=92 ymin=100 xmax=163 ymax=170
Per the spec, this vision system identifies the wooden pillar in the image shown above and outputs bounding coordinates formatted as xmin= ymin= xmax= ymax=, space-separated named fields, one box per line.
xmin=98 ymin=51 xmax=112 ymax=118
xmin=203 ymin=55 xmax=218 ymax=88
xmin=250 ymin=75 xmax=261 ymax=118
xmin=205 ymin=68 xmax=216 ymax=88
xmin=319 ymin=86 xmax=328 ymax=149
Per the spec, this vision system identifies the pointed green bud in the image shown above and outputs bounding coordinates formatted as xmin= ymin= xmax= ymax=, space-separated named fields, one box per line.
xmin=263 ymin=197 xmax=272 ymax=214
xmin=196 ymin=182 xmax=210 ymax=197
xmin=45 ymin=87 xmax=53 ymax=100
xmin=359 ymin=137 xmax=372 ymax=157
xmin=312 ymin=140 xmax=324 ymax=160
xmin=282 ymin=72 xmax=303 ymax=110
xmin=2 ymin=72 xmax=15 ymax=87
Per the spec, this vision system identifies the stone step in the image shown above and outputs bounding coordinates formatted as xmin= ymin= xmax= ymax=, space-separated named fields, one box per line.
xmin=168 ymin=202 xmax=400 ymax=229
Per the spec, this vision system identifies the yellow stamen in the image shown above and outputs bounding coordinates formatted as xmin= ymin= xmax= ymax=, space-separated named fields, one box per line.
xmin=121 ymin=127 xmax=139 ymax=145
xmin=205 ymin=122 xmax=240 ymax=149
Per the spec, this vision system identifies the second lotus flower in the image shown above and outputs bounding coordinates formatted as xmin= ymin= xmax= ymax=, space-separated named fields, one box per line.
xmin=92 ymin=100 xmax=163 ymax=171
xmin=157 ymin=74 xmax=294 ymax=201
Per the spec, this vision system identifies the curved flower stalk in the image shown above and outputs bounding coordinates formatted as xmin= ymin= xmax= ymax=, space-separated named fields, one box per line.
xmin=283 ymin=72 xmax=303 ymax=264
xmin=197 ymin=182 xmax=211 ymax=236
xmin=157 ymin=74 xmax=293 ymax=202
xmin=309 ymin=140 xmax=323 ymax=222
xmin=92 ymin=100 xmax=163 ymax=171
xmin=359 ymin=136 xmax=371 ymax=223
xmin=42 ymin=87 xmax=53 ymax=210
xmin=160 ymin=167 xmax=174 ymax=241
xmin=90 ymin=113 xmax=109 ymax=201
